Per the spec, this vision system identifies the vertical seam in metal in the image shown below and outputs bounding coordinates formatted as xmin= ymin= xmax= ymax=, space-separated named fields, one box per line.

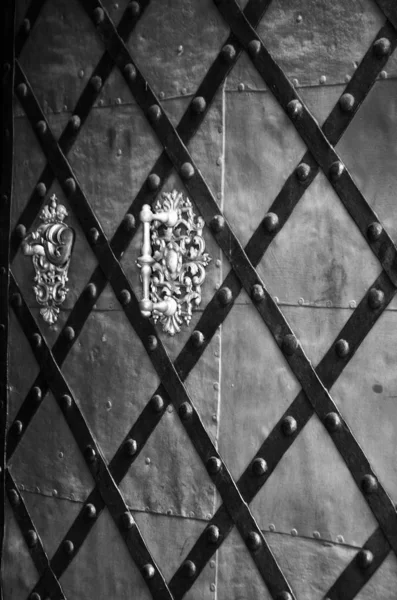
xmin=0 ymin=0 xmax=15 ymax=596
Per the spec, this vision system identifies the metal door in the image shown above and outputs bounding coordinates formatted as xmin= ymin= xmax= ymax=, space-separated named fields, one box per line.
xmin=2 ymin=0 xmax=397 ymax=598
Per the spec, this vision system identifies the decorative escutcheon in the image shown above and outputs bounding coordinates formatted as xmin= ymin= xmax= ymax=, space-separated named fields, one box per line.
xmin=137 ymin=190 xmax=211 ymax=335
xmin=22 ymin=194 xmax=75 ymax=324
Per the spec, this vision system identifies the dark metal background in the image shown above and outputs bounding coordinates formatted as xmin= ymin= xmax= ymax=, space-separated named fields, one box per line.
xmin=3 ymin=0 xmax=397 ymax=598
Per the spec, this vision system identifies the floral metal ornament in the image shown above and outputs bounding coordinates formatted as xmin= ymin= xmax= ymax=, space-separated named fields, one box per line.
xmin=22 ymin=194 xmax=75 ymax=324
xmin=138 ymin=190 xmax=211 ymax=335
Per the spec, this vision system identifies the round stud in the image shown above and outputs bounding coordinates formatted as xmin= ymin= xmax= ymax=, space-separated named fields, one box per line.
xmin=246 ymin=531 xmax=262 ymax=552
xmin=147 ymin=335 xmax=158 ymax=351
xmin=324 ymin=412 xmax=342 ymax=433
xmin=93 ymin=7 xmax=104 ymax=24
xmin=248 ymin=39 xmax=261 ymax=57
xmin=123 ymin=213 xmax=136 ymax=231
xmin=339 ymin=93 xmax=355 ymax=112
xmin=335 ymin=339 xmax=349 ymax=358
xmin=64 ymin=326 xmax=75 ymax=341
xmin=32 ymin=333 xmax=42 ymax=349
xmin=30 ymin=593 xmax=41 ymax=600
xmin=84 ymin=503 xmax=97 ymax=519
xmin=192 ymin=96 xmax=206 ymax=114
xmin=142 ymin=563 xmax=155 ymax=580
xmin=218 ymin=287 xmax=233 ymax=306
xmin=124 ymin=438 xmax=138 ymax=456
xmin=85 ymin=445 xmax=96 ymax=463
xmin=362 ymin=474 xmax=378 ymax=494
xmin=0 ymin=267 xmax=6 ymax=276
xmin=61 ymin=394 xmax=72 ymax=409
xmin=32 ymin=386 xmax=42 ymax=403
xmin=70 ymin=114 xmax=81 ymax=131
xmin=282 ymin=415 xmax=297 ymax=436
xmin=23 ymin=18 xmax=31 ymax=33
xmin=210 ymin=215 xmax=225 ymax=233
xmin=358 ymin=549 xmax=374 ymax=569
xmin=36 ymin=120 xmax=47 ymax=135
xmin=287 ymin=99 xmax=303 ymax=120
xmin=367 ymin=222 xmax=382 ymax=242
xmin=182 ymin=560 xmax=196 ymax=578
xmin=26 ymin=530 xmax=38 ymax=547
xmin=329 ymin=161 xmax=345 ymax=180
xmin=191 ymin=330 xmax=204 ymax=348
xmin=13 ymin=420 xmax=23 ymax=436
xmin=89 ymin=227 xmax=100 ymax=244
xmin=15 ymin=223 xmax=26 ymax=239
xmin=206 ymin=524 xmax=220 ymax=544
xmin=221 ymin=44 xmax=236 ymax=63
xmin=179 ymin=402 xmax=193 ymax=421
xmin=8 ymin=489 xmax=20 ymax=507
xmin=296 ymin=162 xmax=311 ymax=182
xmin=276 ymin=593 xmax=293 ymax=600
xmin=373 ymin=37 xmax=391 ymax=58
xmin=17 ymin=83 xmax=28 ymax=97
xmin=180 ymin=162 xmax=195 ymax=180
xmin=121 ymin=511 xmax=134 ymax=529
xmin=282 ymin=334 xmax=299 ymax=356
xmin=91 ymin=75 xmax=102 ymax=92
xmin=252 ymin=457 xmax=267 ymax=476
xmin=147 ymin=173 xmax=160 ymax=191
xmin=368 ymin=288 xmax=384 ymax=310
xmin=36 ymin=182 xmax=47 ymax=197
xmin=263 ymin=212 xmax=279 ymax=233
xmin=129 ymin=1 xmax=141 ymax=16
xmin=120 ymin=289 xmax=131 ymax=306
xmin=252 ymin=284 xmax=265 ymax=303
xmin=11 ymin=293 xmax=22 ymax=308
xmin=86 ymin=282 xmax=97 ymax=299
xmin=63 ymin=539 xmax=74 ymax=555
xmin=64 ymin=177 xmax=76 ymax=195
xmin=207 ymin=456 xmax=222 ymax=474
xmin=151 ymin=394 xmax=164 ymax=413
xmin=147 ymin=104 xmax=161 ymax=123
xmin=124 ymin=63 xmax=137 ymax=81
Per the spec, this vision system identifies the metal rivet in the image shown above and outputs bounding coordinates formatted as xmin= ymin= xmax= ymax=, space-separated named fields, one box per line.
xmin=287 ymin=99 xmax=303 ymax=119
xmin=123 ymin=213 xmax=135 ymax=231
xmin=13 ymin=420 xmax=23 ymax=436
xmin=282 ymin=334 xmax=298 ymax=356
xmin=8 ymin=489 xmax=20 ymax=507
xmin=291 ymin=528 xmax=298 ymax=536
xmin=15 ymin=223 xmax=26 ymax=239
xmin=218 ymin=287 xmax=232 ymax=306
xmin=64 ymin=326 xmax=75 ymax=341
xmin=128 ymin=1 xmax=140 ymax=16
xmin=192 ymin=96 xmax=206 ymax=114
xmin=207 ymin=456 xmax=222 ymax=474
xmin=93 ymin=7 xmax=105 ymax=24
xmin=26 ymin=530 xmax=38 ymax=547
xmin=362 ymin=474 xmax=378 ymax=494
xmin=65 ymin=177 xmax=76 ymax=195
xmin=191 ymin=330 xmax=204 ymax=348
xmin=210 ymin=215 xmax=225 ymax=233
xmin=335 ymin=339 xmax=349 ymax=358
xmin=36 ymin=120 xmax=47 ymax=135
xmin=120 ymin=289 xmax=131 ymax=306
xmin=339 ymin=93 xmax=355 ymax=112
xmin=282 ymin=415 xmax=297 ymax=436
xmin=30 ymin=593 xmax=41 ymax=600
xmin=238 ymin=82 xmax=245 ymax=91
xmin=36 ymin=182 xmax=47 ymax=197
xmin=23 ymin=18 xmax=31 ymax=33
xmin=147 ymin=173 xmax=160 ymax=191
xmin=368 ymin=288 xmax=384 ymax=310
xmin=263 ymin=212 xmax=279 ymax=233
xmin=0 ymin=267 xmax=6 ymax=276
xmin=358 ymin=549 xmax=374 ymax=569
xmin=89 ymin=227 xmax=99 ymax=243
xmin=252 ymin=457 xmax=267 ymax=476
xmin=85 ymin=445 xmax=96 ymax=463
xmin=61 ymin=394 xmax=72 ymax=409
xmin=246 ymin=531 xmax=261 ymax=551
xmin=319 ymin=75 xmax=327 ymax=85
xmin=147 ymin=335 xmax=158 ymax=351
xmin=121 ymin=511 xmax=134 ymax=529
xmin=221 ymin=44 xmax=236 ymax=62
xmin=248 ymin=39 xmax=261 ymax=57
xmin=32 ymin=333 xmax=42 ymax=349
xmin=329 ymin=161 xmax=345 ymax=180
xmin=84 ymin=503 xmax=97 ymax=519
xmin=17 ymin=83 xmax=28 ymax=97
xmin=11 ymin=293 xmax=22 ymax=307
xmin=313 ymin=531 xmax=321 ymax=539
xmin=252 ymin=284 xmax=265 ymax=303
xmin=182 ymin=560 xmax=196 ymax=578
xmin=151 ymin=394 xmax=164 ymax=413
xmin=276 ymin=593 xmax=293 ymax=600
xmin=367 ymin=222 xmax=382 ymax=242
xmin=380 ymin=70 xmax=388 ymax=79
xmin=124 ymin=63 xmax=137 ymax=81
xmin=324 ymin=412 xmax=342 ymax=433
xmin=373 ymin=37 xmax=391 ymax=57
xmin=180 ymin=162 xmax=195 ymax=180
xmin=91 ymin=75 xmax=102 ymax=92
xmin=142 ymin=564 xmax=155 ymax=580
xmin=296 ymin=162 xmax=311 ymax=182
xmin=70 ymin=114 xmax=81 ymax=130
xmin=206 ymin=525 xmax=220 ymax=544
xmin=63 ymin=540 xmax=74 ymax=555
xmin=124 ymin=438 xmax=138 ymax=456
xmin=179 ymin=402 xmax=193 ymax=421
xmin=147 ymin=104 xmax=161 ymax=123
xmin=32 ymin=386 xmax=42 ymax=404
xmin=86 ymin=282 xmax=97 ymax=299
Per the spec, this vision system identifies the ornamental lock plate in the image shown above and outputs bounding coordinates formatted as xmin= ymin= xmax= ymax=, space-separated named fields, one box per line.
xmin=138 ymin=190 xmax=211 ymax=335
xmin=22 ymin=194 xmax=75 ymax=324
